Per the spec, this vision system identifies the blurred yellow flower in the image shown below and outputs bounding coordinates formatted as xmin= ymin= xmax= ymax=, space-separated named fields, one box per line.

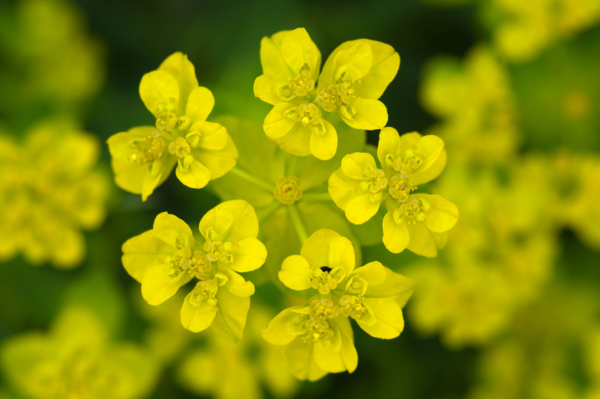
xmin=0 ymin=122 xmax=109 ymax=268
xmin=122 ymin=200 xmax=267 ymax=339
xmin=108 ymin=52 xmax=238 ymax=200
xmin=420 ymin=46 xmax=520 ymax=165
xmin=0 ymin=307 xmax=159 ymax=399
xmin=177 ymin=304 xmax=299 ymax=399
xmin=255 ymin=28 xmax=399 ymax=160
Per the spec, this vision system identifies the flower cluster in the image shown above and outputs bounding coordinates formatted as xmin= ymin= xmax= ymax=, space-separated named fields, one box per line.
xmin=263 ymin=229 xmax=413 ymax=380
xmin=117 ymin=29 xmax=455 ymax=382
xmin=107 ymin=52 xmax=238 ymax=201
xmin=329 ymin=128 xmax=458 ymax=256
xmin=0 ymin=121 xmax=109 ymax=268
xmin=254 ymin=28 xmax=400 ymax=160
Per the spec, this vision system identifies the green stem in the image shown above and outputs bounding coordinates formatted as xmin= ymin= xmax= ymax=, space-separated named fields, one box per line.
xmin=257 ymin=201 xmax=282 ymax=223
xmin=301 ymin=191 xmax=332 ymax=202
xmin=229 ymin=166 xmax=275 ymax=192
xmin=287 ymin=203 xmax=308 ymax=244
xmin=287 ymin=155 xmax=299 ymax=177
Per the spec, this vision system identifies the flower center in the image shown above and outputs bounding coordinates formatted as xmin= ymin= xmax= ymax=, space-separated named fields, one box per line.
xmin=392 ymin=197 xmax=430 ymax=225
xmin=278 ymin=63 xmax=315 ymax=101
xmin=155 ymin=99 xmax=178 ymax=132
xmin=188 ymin=273 xmax=228 ymax=309
xmin=284 ymin=103 xmax=326 ymax=135
xmin=308 ymin=264 xmax=346 ymax=295
xmin=299 ymin=299 xmax=340 ymax=346
xmin=274 ymin=177 xmax=303 ymax=204
xmin=167 ymin=132 xmax=203 ymax=172
xmin=128 ymin=131 xmax=165 ymax=164
xmin=358 ymin=165 xmax=388 ymax=203
xmin=316 ymin=73 xmax=359 ymax=113
xmin=203 ymin=228 xmax=236 ymax=263
xmin=339 ymin=295 xmax=367 ymax=320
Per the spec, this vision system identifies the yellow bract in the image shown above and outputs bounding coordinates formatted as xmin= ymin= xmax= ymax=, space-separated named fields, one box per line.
xmin=108 ymin=52 xmax=238 ymax=201
xmin=265 ymin=228 xmax=414 ymax=380
xmin=121 ymin=200 xmax=267 ymax=339
xmin=0 ymin=122 xmax=109 ymax=268
xmin=255 ymin=28 xmax=400 ymax=160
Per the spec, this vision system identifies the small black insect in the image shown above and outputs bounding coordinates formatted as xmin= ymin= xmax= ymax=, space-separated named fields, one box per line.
xmin=320 ymin=266 xmax=332 ymax=273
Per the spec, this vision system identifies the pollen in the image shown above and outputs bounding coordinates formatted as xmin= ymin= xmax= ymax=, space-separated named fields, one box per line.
xmin=128 ymin=131 xmax=165 ymax=165
xmin=278 ymin=63 xmax=316 ymax=101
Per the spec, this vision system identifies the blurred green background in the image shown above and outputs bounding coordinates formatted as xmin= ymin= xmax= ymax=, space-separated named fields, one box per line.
xmin=1 ymin=0 xmax=600 ymax=398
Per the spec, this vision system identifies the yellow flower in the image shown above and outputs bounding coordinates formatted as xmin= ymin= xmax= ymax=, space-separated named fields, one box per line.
xmin=0 ymin=307 xmax=159 ymax=399
xmin=254 ymin=28 xmax=399 ymax=160
xmin=329 ymin=127 xmax=457 ymax=256
xmin=122 ymin=200 xmax=267 ymax=340
xmin=263 ymin=229 xmax=414 ymax=380
xmin=108 ymin=52 xmax=238 ymax=201
xmin=378 ymin=128 xmax=458 ymax=256
xmin=0 ymin=122 xmax=109 ymax=268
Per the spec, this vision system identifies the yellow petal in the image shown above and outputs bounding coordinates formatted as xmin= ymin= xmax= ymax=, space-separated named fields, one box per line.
xmin=414 ymin=194 xmax=459 ymax=233
xmin=341 ymin=152 xmax=376 ymax=180
xmin=262 ymin=307 xmax=304 ymax=346
xmin=211 ymin=283 xmax=251 ymax=341
xmin=353 ymin=40 xmax=400 ymax=100
xmin=181 ymin=288 xmax=217 ymax=332
xmin=142 ymin=263 xmax=192 ymax=305
xmin=273 ymin=123 xmax=311 ymax=156
xmin=190 ymin=121 xmax=227 ymax=151
xmin=158 ymin=52 xmax=198 ymax=114
xmin=377 ymin=126 xmax=401 ymax=167
xmin=259 ymin=33 xmax=295 ymax=81
xmin=412 ymin=148 xmax=447 ymax=186
xmin=141 ymin=158 xmax=167 ymax=201
xmin=301 ymin=229 xmax=351 ymax=271
xmin=176 ymin=158 xmax=211 ymax=189
xmin=341 ymin=98 xmax=387 ymax=130
xmin=347 ymin=261 xmax=386 ymax=287
xmin=200 ymin=199 xmax=259 ymax=242
xmin=406 ymin=222 xmax=438 ymax=257
xmin=279 ymin=255 xmax=312 ymax=290
xmin=122 ymin=230 xmax=174 ymax=282
xmin=366 ymin=267 xmax=414 ymax=308
xmin=328 ymin=169 xmax=362 ymax=211
xmin=185 ymin=87 xmax=215 ymax=124
xmin=153 ymin=212 xmax=194 ymax=248
xmin=139 ymin=70 xmax=179 ymax=117
xmin=332 ymin=42 xmax=373 ymax=81
xmin=193 ymin=133 xmax=238 ymax=180
xmin=281 ymin=28 xmax=321 ymax=77
xmin=283 ymin=338 xmax=328 ymax=381
xmin=358 ymin=298 xmax=404 ymax=339
xmin=309 ymin=119 xmax=337 ymax=160
xmin=254 ymin=74 xmax=288 ymax=105
xmin=264 ymin=103 xmax=298 ymax=139
xmin=228 ymin=237 xmax=267 ymax=273
xmin=345 ymin=194 xmax=380 ymax=225
xmin=222 ymin=269 xmax=255 ymax=297
xmin=382 ymin=211 xmax=409 ymax=253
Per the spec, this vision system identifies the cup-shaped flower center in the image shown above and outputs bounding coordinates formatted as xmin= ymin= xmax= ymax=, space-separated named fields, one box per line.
xmin=155 ymin=99 xmax=178 ymax=132
xmin=392 ymin=197 xmax=431 ymax=225
xmin=128 ymin=131 xmax=165 ymax=165
xmin=388 ymin=175 xmax=416 ymax=202
xmin=316 ymin=73 xmax=360 ymax=113
xmin=385 ymin=150 xmax=423 ymax=177
xmin=339 ymin=295 xmax=367 ymax=320
xmin=203 ymin=228 xmax=236 ymax=263
xmin=274 ymin=177 xmax=303 ymax=204
xmin=359 ymin=165 xmax=388 ymax=196
xmin=278 ymin=63 xmax=315 ymax=100
xmin=308 ymin=265 xmax=346 ymax=295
